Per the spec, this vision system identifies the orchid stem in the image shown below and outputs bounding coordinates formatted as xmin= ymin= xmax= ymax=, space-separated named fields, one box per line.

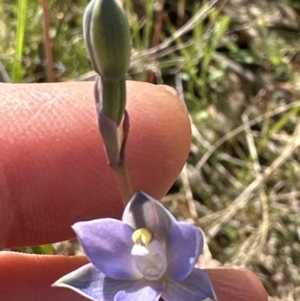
xmin=96 ymin=83 xmax=133 ymax=206
xmin=113 ymin=110 xmax=133 ymax=205
xmin=85 ymin=0 xmax=133 ymax=206
xmin=113 ymin=159 xmax=133 ymax=206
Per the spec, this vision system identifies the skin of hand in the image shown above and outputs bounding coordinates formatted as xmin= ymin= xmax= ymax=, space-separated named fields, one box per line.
xmin=0 ymin=81 xmax=268 ymax=301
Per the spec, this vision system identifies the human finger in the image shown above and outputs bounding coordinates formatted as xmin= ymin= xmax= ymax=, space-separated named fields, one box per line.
xmin=207 ymin=268 xmax=268 ymax=301
xmin=0 ymin=252 xmax=268 ymax=301
xmin=0 ymin=81 xmax=191 ymax=248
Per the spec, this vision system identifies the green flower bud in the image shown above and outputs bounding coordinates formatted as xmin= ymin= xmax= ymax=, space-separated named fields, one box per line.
xmin=83 ymin=0 xmax=131 ymax=80
xmin=94 ymin=76 xmax=126 ymax=126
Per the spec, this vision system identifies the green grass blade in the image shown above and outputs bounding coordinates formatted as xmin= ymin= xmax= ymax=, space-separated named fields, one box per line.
xmin=12 ymin=0 xmax=28 ymax=82
xmin=31 ymin=244 xmax=57 ymax=255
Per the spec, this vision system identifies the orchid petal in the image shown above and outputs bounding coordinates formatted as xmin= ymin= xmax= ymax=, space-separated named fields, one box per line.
xmin=133 ymin=238 xmax=167 ymax=280
xmin=123 ymin=191 xmax=176 ymax=242
xmin=53 ymin=263 xmax=138 ymax=301
xmin=162 ymin=268 xmax=217 ymax=301
xmin=115 ymin=279 xmax=164 ymax=301
xmin=73 ymin=219 xmax=142 ymax=280
xmin=167 ymin=222 xmax=204 ymax=281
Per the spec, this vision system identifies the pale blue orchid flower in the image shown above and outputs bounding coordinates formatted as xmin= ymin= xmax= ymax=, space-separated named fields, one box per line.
xmin=53 ymin=191 xmax=217 ymax=301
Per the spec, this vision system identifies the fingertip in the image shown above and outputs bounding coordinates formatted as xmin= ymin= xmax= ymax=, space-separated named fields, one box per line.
xmin=207 ymin=268 xmax=268 ymax=301
xmin=156 ymin=84 xmax=178 ymax=96
xmin=0 ymin=252 xmax=88 ymax=301
xmin=126 ymin=81 xmax=191 ymax=198
xmin=0 ymin=81 xmax=191 ymax=247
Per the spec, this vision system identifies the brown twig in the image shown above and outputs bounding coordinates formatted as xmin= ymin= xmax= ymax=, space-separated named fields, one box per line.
xmin=41 ymin=0 xmax=56 ymax=82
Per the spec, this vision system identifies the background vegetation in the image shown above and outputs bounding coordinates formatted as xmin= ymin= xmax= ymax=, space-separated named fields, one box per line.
xmin=1 ymin=0 xmax=299 ymax=300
